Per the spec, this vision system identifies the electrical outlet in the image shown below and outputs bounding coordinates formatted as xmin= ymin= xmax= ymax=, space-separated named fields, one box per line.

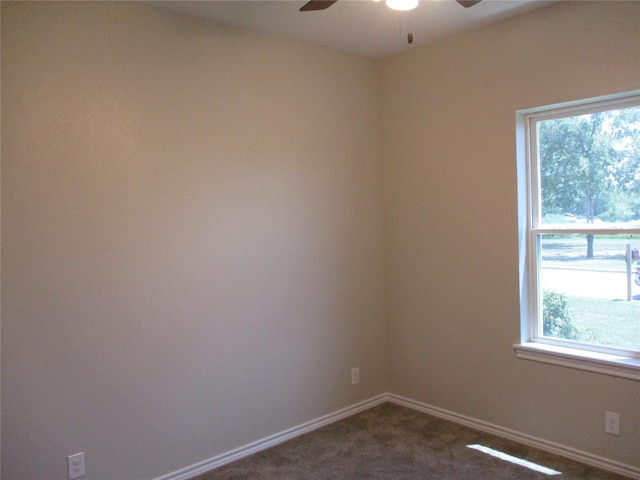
xmin=605 ymin=411 xmax=620 ymax=436
xmin=68 ymin=452 xmax=85 ymax=479
xmin=351 ymin=367 xmax=360 ymax=385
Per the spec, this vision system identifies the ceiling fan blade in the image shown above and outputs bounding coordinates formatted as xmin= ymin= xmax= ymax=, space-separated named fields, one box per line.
xmin=300 ymin=1 xmax=338 ymax=12
xmin=456 ymin=0 xmax=482 ymax=7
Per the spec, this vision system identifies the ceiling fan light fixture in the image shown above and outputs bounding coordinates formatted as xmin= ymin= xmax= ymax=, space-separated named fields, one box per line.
xmin=385 ymin=0 xmax=419 ymax=11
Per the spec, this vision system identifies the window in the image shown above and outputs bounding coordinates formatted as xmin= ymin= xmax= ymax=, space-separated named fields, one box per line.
xmin=515 ymin=92 xmax=640 ymax=380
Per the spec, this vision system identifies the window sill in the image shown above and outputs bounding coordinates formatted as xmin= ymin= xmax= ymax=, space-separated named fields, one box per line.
xmin=514 ymin=343 xmax=640 ymax=381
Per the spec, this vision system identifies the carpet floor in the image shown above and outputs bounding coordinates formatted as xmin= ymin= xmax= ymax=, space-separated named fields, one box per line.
xmin=194 ymin=402 xmax=632 ymax=479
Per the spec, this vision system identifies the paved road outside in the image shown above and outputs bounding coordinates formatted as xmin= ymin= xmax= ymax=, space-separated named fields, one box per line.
xmin=541 ymin=267 xmax=640 ymax=301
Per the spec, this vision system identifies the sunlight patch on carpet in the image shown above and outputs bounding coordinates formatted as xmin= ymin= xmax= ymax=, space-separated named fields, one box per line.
xmin=467 ymin=444 xmax=562 ymax=475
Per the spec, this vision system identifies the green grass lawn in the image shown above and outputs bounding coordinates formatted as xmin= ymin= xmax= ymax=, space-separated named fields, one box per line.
xmin=566 ymin=295 xmax=639 ymax=350
xmin=542 ymin=236 xmax=639 ymax=271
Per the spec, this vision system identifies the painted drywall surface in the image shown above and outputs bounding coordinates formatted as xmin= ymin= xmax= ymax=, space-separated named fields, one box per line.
xmin=1 ymin=2 xmax=386 ymax=479
xmin=382 ymin=0 xmax=640 ymax=468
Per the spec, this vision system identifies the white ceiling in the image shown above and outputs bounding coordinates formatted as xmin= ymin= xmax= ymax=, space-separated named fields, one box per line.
xmin=150 ymin=0 xmax=555 ymax=58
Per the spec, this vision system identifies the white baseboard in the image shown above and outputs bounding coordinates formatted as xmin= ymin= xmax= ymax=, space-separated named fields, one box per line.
xmin=154 ymin=394 xmax=388 ymax=480
xmin=155 ymin=392 xmax=639 ymax=480
xmin=387 ymin=393 xmax=640 ymax=479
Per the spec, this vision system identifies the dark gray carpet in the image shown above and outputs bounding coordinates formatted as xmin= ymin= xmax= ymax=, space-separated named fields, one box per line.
xmin=194 ymin=402 xmax=632 ymax=479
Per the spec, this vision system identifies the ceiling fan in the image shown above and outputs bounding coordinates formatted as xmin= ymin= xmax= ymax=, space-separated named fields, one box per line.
xmin=300 ymin=0 xmax=481 ymax=11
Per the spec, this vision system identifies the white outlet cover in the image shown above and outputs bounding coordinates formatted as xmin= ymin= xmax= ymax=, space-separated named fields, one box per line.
xmin=351 ymin=367 xmax=360 ymax=385
xmin=605 ymin=411 xmax=620 ymax=436
xmin=68 ymin=452 xmax=85 ymax=479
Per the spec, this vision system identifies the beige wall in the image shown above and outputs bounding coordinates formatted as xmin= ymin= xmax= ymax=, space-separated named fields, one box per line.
xmin=1 ymin=3 xmax=386 ymax=479
xmin=382 ymin=0 xmax=640 ymax=469
xmin=1 ymin=1 xmax=639 ymax=479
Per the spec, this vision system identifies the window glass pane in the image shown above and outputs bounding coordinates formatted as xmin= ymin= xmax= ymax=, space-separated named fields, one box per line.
xmin=537 ymin=105 xmax=640 ymax=228
xmin=539 ymin=234 xmax=640 ymax=351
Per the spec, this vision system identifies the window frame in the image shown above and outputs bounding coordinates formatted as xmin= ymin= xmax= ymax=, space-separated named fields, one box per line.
xmin=514 ymin=92 xmax=640 ymax=381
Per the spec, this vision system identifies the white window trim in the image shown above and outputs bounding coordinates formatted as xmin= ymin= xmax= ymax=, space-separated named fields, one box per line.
xmin=515 ymin=91 xmax=640 ymax=381
xmin=514 ymin=343 xmax=640 ymax=381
